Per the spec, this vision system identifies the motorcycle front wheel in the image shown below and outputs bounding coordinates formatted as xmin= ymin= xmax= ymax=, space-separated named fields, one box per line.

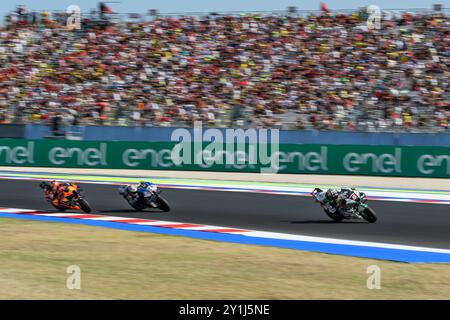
xmin=360 ymin=207 xmax=377 ymax=223
xmin=78 ymin=198 xmax=92 ymax=213
xmin=156 ymin=195 xmax=170 ymax=212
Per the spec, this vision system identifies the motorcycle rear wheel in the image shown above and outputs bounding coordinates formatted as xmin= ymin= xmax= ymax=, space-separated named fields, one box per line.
xmin=52 ymin=203 xmax=66 ymax=212
xmin=324 ymin=209 xmax=343 ymax=222
xmin=130 ymin=202 xmax=146 ymax=211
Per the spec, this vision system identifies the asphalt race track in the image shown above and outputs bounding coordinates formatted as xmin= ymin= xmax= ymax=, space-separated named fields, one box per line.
xmin=1 ymin=179 xmax=449 ymax=249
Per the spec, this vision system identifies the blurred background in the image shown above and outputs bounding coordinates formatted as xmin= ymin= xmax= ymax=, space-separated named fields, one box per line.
xmin=0 ymin=1 xmax=448 ymax=140
xmin=0 ymin=1 xmax=449 ymax=301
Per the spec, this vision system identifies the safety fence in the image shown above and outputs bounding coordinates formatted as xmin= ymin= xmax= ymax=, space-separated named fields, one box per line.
xmin=8 ymin=124 xmax=450 ymax=147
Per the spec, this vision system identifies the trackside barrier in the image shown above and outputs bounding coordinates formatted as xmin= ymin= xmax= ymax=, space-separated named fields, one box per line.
xmin=22 ymin=125 xmax=450 ymax=146
xmin=0 ymin=139 xmax=448 ymax=178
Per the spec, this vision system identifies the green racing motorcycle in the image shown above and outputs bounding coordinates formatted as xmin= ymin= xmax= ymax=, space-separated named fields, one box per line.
xmin=312 ymin=188 xmax=377 ymax=223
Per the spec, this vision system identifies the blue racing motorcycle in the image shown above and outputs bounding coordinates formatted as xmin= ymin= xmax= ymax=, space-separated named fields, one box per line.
xmin=119 ymin=182 xmax=170 ymax=212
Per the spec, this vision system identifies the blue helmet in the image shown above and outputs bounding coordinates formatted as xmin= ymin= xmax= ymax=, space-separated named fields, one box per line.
xmin=139 ymin=181 xmax=153 ymax=189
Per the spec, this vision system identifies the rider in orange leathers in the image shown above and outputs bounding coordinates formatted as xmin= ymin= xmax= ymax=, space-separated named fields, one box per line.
xmin=40 ymin=180 xmax=74 ymax=207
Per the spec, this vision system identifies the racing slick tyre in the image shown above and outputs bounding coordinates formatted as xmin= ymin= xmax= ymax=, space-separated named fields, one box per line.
xmin=360 ymin=207 xmax=377 ymax=223
xmin=78 ymin=198 xmax=92 ymax=213
xmin=156 ymin=196 xmax=170 ymax=212
xmin=324 ymin=209 xmax=343 ymax=222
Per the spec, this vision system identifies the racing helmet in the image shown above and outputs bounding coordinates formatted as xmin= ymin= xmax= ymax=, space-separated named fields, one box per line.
xmin=128 ymin=184 xmax=138 ymax=193
xmin=139 ymin=181 xmax=152 ymax=188
xmin=60 ymin=182 xmax=71 ymax=191
xmin=139 ymin=181 xmax=148 ymax=188
xmin=325 ymin=189 xmax=338 ymax=201
xmin=139 ymin=181 xmax=157 ymax=192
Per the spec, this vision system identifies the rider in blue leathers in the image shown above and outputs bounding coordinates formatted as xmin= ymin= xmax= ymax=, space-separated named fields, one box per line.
xmin=119 ymin=181 xmax=157 ymax=207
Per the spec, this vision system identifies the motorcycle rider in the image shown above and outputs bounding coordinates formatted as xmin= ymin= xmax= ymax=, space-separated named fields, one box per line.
xmin=119 ymin=183 xmax=139 ymax=206
xmin=119 ymin=181 xmax=157 ymax=206
xmin=40 ymin=180 xmax=73 ymax=206
xmin=57 ymin=182 xmax=76 ymax=204
xmin=313 ymin=188 xmax=339 ymax=213
xmin=138 ymin=181 xmax=157 ymax=192
xmin=40 ymin=180 xmax=59 ymax=195
xmin=337 ymin=187 xmax=364 ymax=210
xmin=313 ymin=187 xmax=365 ymax=213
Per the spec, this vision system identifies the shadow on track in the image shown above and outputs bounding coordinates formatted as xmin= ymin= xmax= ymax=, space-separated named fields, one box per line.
xmin=286 ymin=220 xmax=362 ymax=224
xmin=98 ymin=209 xmax=166 ymax=214
xmin=99 ymin=209 xmax=140 ymax=213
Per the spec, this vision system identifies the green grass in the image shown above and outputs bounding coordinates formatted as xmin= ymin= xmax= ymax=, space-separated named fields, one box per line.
xmin=0 ymin=218 xmax=449 ymax=299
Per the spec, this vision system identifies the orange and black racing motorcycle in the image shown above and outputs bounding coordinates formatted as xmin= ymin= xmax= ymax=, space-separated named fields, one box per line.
xmin=39 ymin=181 xmax=92 ymax=213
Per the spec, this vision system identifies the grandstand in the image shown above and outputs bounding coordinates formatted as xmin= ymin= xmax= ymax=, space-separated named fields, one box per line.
xmin=0 ymin=5 xmax=448 ymax=132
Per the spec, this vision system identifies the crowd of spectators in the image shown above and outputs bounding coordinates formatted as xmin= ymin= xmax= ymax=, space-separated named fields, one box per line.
xmin=0 ymin=6 xmax=448 ymax=131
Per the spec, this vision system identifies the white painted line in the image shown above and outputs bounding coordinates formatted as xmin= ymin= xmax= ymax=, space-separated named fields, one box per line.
xmin=34 ymin=213 xmax=85 ymax=217
xmin=87 ymin=216 xmax=135 ymax=221
xmin=0 ymin=208 xmax=37 ymax=213
xmin=134 ymin=220 xmax=186 ymax=226
xmin=180 ymin=225 xmax=234 ymax=231
xmin=243 ymin=231 xmax=450 ymax=254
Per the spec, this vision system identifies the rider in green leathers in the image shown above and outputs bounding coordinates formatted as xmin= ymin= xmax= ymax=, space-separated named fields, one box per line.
xmin=314 ymin=187 xmax=366 ymax=214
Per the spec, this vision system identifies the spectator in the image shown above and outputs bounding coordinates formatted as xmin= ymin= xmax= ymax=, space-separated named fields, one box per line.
xmin=0 ymin=8 xmax=448 ymax=131
xmin=51 ymin=113 xmax=65 ymax=137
